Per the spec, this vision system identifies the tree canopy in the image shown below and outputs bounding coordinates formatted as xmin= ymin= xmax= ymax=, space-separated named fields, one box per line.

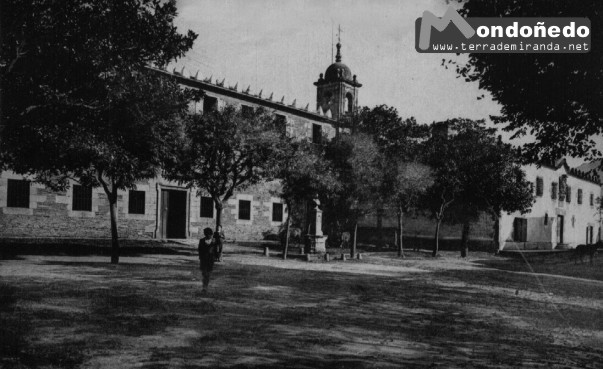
xmin=163 ymin=106 xmax=285 ymax=230
xmin=0 ymin=0 xmax=199 ymax=263
xmin=454 ymin=0 xmax=603 ymax=164
xmin=423 ymin=119 xmax=534 ymax=256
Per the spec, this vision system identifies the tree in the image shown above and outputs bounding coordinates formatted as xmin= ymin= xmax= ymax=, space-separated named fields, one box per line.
xmin=423 ymin=119 xmax=534 ymax=257
xmin=324 ymin=133 xmax=384 ymax=258
xmin=164 ymin=106 xmax=284 ymax=233
xmin=356 ymin=105 xmax=430 ymax=249
xmin=275 ymin=139 xmax=340 ymax=259
xmin=392 ymin=162 xmax=433 ymax=257
xmin=453 ymin=0 xmax=603 ymax=165
xmin=0 ymin=0 xmax=198 ymax=263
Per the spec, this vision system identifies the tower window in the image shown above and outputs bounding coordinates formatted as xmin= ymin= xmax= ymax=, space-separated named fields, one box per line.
xmin=577 ymin=189 xmax=583 ymax=205
xmin=345 ymin=92 xmax=354 ymax=113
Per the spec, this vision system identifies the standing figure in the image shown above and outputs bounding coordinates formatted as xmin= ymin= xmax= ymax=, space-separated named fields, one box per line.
xmin=199 ymin=227 xmax=219 ymax=294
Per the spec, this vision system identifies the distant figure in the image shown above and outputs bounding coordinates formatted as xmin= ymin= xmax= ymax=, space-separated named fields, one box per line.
xmin=215 ymin=225 xmax=225 ymax=262
xmin=199 ymin=227 xmax=220 ymax=294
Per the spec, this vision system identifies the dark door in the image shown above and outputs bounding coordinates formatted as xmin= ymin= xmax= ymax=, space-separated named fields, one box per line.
xmin=556 ymin=215 xmax=564 ymax=244
xmin=161 ymin=189 xmax=187 ymax=239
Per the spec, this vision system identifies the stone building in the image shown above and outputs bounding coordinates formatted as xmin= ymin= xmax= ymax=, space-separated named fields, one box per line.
xmin=0 ymin=43 xmax=361 ymax=242
xmin=500 ymin=160 xmax=602 ymax=250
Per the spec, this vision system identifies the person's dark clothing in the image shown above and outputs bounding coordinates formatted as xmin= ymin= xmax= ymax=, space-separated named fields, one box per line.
xmin=198 ymin=236 xmax=220 ymax=290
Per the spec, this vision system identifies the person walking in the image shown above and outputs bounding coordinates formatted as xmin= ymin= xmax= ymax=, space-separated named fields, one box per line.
xmin=199 ymin=227 xmax=220 ymax=294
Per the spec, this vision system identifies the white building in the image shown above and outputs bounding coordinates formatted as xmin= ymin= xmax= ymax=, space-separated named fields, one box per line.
xmin=500 ymin=160 xmax=602 ymax=250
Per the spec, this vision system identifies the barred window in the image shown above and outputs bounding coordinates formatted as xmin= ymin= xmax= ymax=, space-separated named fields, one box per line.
xmin=272 ymin=203 xmax=283 ymax=222
xmin=72 ymin=185 xmax=92 ymax=211
xmin=7 ymin=179 xmax=30 ymax=208
xmin=577 ymin=189 xmax=583 ymax=205
xmin=551 ymin=182 xmax=558 ymax=200
xmin=128 ymin=190 xmax=145 ymax=214
xmin=200 ymin=196 xmax=214 ymax=218
xmin=535 ymin=177 xmax=543 ymax=197
xmin=238 ymin=200 xmax=251 ymax=220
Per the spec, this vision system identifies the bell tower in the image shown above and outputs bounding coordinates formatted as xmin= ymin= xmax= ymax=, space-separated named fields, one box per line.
xmin=314 ymin=38 xmax=362 ymax=121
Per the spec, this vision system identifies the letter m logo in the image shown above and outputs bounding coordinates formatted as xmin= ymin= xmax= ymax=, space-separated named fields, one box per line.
xmin=418 ymin=6 xmax=475 ymax=50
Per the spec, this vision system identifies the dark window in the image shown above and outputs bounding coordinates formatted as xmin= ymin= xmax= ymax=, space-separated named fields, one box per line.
xmin=312 ymin=124 xmax=322 ymax=144
xmin=551 ymin=182 xmax=558 ymax=200
xmin=72 ymin=185 xmax=92 ymax=211
xmin=590 ymin=193 xmax=594 ymax=206
xmin=272 ymin=203 xmax=283 ymax=222
xmin=128 ymin=190 xmax=145 ymax=214
xmin=513 ymin=218 xmax=528 ymax=242
xmin=200 ymin=196 xmax=214 ymax=218
xmin=535 ymin=177 xmax=543 ymax=197
xmin=7 ymin=179 xmax=30 ymax=208
xmin=203 ymin=96 xmax=218 ymax=113
xmin=274 ymin=114 xmax=287 ymax=135
xmin=241 ymin=105 xmax=254 ymax=118
xmin=238 ymin=200 xmax=251 ymax=220
xmin=566 ymin=186 xmax=571 ymax=203
xmin=577 ymin=189 xmax=583 ymax=205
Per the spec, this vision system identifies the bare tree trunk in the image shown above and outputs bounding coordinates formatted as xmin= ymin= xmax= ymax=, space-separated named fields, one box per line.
xmin=283 ymin=202 xmax=291 ymax=260
xmin=460 ymin=221 xmax=471 ymax=258
xmin=108 ymin=185 xmax=119 ymax=264
xmin=397 ymin=206 xmax=404 ymax=258
xmin=214 ymin=199 xmax=223 ymax=231
xmin=432 ymin=218 xmax=441 ymax=257
xmin=493 ymin=212 xmax=501 ymax=253
xmin=351 ymin=222 xmax=358 ymax=259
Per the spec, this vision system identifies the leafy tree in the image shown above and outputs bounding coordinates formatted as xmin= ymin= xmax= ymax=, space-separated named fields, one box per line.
xmin=274 ymin=139 xmax=340 ymax=259
xmin=356 ymin=105 xmax=431 ymax=253
xmin=392 ymin=162 xmax=433 ymax=257
xmin=423 ymin=119 xmax=534 ymax=257
xmin=453 ymin=0 xmax=603 ymax=165
xmin=0 ymin=0 xmax=198 ymax=263
xmin=164 ymin=106 xmax=284 ymax=233
xmin=324 ymin=133 xmax=384 ymax=258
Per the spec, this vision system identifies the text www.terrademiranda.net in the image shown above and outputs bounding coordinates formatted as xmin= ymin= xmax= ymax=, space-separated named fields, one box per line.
xmin=431 ymin=41 xmax=590 ymax=52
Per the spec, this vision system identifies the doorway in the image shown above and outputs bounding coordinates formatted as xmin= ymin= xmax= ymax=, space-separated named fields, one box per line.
xmin=160 ymin=189 xmax=187 ymax=239
xmin=556 ymin=215 xmax=564 ymax=244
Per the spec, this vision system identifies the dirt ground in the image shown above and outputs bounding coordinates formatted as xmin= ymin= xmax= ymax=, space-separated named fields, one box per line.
xmin=1 ymin=242 xmax=602 ymax=368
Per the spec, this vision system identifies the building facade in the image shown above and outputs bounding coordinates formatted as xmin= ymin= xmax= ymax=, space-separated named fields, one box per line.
xmin=0 ymin=44 xmax=361 ymax=242
xmin=500 ymin=160 xmax=602 ymax=250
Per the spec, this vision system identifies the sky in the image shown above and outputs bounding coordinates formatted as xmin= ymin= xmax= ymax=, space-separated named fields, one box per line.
xmin=172 ymin=0 xmax=600 ymax=166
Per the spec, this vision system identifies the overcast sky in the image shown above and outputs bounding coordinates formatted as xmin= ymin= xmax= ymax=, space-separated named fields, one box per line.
xmin=172 ymin=0 xmax=600 ymax=165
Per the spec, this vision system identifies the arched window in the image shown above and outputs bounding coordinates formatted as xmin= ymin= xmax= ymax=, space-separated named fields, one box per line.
xmin=345 ymin=93 xmax=353 ymax=113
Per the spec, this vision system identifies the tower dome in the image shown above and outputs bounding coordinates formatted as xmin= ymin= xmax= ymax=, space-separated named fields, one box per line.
xmin=323 ymin=43 xmax=352 ymax=82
